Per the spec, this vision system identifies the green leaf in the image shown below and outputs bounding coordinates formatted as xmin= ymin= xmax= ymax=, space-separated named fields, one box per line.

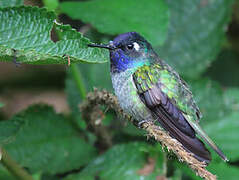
xmin=0 ymin=117 xmax=25 ymax=145
xmin=206 ymin=50 xmax=239 ymax=87
xmin=170 ymin=169 xmax=182 ymax=180
xmin=0 ymin=102 xmax=4 ymax=108
xmin=160 ymin=0 xmax=234 ymax=78
xmin=204 ymin=112 xmax=239 ymax=161
xmin=188 ymin=81 xmax=239 ymax=161
xmin=60 ymin=0 xmax=169 ymax=46
xmin=189 ymin=79 xmax=225 ymax=125
xmin=65 ymin=142 xmax=164 ymax=180
xmin=0 ymin=165 xmax=15 ymax=180
xmin=2 ymin=105 xmax=97 ymax=174
xmin=0 ymin=6 xmax=108 ymax=64
xmin=43 ymin=0 xmax=59 ymax=11
xmin=173 ymin=161 xmax=200 ymax=180
xmin=208 ymin=162 xmax=239 ymax=180
xmin=223 ymin=88 xmax=239 ymax=112
xmin=175 ymin=161 xmax=239 ymax=180
xmin=189 ymin=79 xmax=239 ymax=161
xmin=41 ymin=174 xmax=59 ymax=180
xmin=0 ymin=0 xmax=23 ymax=8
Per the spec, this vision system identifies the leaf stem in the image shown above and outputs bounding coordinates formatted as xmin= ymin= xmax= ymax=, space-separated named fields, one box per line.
xmin=1 ymin=148 xmax=33 ymax=180
xmin=70 ymin=64 xmax=87 ymax=99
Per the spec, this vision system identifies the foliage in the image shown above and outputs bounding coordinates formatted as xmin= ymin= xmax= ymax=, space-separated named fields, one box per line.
xmin=159 ymin=0 xmax=234 ymax=78
xmin=65 ymin=143 xmax=164 ymax=180
xmin=60 ymin=0 xmax=169 ymax=46
xmin=0 ymin=0 xmax=23 ymax=8
xmin=0 ymin=6 xmax=108 ymax=64
xmin=0 ymin=0 xmax=239 ymax=180
xmin=1 ymin=105 xmax=97 ymax=174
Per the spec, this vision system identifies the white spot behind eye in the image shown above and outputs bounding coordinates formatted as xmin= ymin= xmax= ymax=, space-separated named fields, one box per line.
xmin=109 ymin=41 xmax=114 ymax=46
xmin=133 ymin=42 xmax=140 ymax=51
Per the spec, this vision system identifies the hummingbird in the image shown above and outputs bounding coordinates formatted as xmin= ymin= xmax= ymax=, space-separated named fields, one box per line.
xmin=88 ymin=32 xmax=228 ymax=164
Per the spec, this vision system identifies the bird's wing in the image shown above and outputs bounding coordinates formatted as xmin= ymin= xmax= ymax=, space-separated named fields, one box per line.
xmin=133 ymin=63 xmax=214 ymax=163
xmin=133 ymin=63 xmax=201 ymax=134
xmin=133 ymin=62 xmax=228 ymax=162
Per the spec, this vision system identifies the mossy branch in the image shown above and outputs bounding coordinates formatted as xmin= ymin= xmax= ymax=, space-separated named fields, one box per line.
xmin=80 ymin=89 xmax=216 ymax=180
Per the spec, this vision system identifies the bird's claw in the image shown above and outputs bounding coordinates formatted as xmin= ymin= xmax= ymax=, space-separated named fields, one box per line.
xmin=137 ymin=120 xmax=151 ymax=129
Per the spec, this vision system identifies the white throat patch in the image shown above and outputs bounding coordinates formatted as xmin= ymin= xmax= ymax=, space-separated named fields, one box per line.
xmin=133 ymin=42 xmax=140 ymax=51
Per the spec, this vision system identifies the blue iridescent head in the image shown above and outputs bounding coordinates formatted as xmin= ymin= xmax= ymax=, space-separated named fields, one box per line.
xmin=88 ymin=32 xmax=155 ymax=73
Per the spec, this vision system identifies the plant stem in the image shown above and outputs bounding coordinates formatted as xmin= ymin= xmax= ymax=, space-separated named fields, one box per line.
xmin=1 ymin=148 xmax=33 ymax=180
xmin=70 ymin=64 xmax=87 ymax=99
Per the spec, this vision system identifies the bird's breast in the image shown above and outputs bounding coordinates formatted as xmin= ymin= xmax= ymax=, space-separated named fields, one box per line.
xmin=111 ymin=70 xmax=152 ymax=122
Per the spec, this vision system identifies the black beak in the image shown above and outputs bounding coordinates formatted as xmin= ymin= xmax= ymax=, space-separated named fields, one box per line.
xmin=88 ymin=42 xmax=116 ymax=50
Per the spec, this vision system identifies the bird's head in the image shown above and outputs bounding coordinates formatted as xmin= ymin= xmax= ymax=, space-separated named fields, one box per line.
xmin=88 ymin=32 xmax=155 ymax=73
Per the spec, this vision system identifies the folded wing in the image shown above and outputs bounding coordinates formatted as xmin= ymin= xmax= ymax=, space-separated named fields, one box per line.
xmin=133 ymin=63 xmax=211 ymax=163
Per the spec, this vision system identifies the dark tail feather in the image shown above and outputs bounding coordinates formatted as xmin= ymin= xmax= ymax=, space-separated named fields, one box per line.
xmin=153 ymin=107 xmax=211 ymax=164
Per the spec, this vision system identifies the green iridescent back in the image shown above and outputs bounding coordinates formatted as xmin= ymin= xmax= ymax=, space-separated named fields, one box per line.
xmin=133 ymin=61 xmax=202 ymax=122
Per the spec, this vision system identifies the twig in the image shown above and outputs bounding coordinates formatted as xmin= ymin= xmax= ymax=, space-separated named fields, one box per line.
xmin=144 ymin=123 xmax=216 ymax=180
xmin=81 ymin=103 xmax=113 ymax=149
xmin=1 ymin=148 xmax=33 ymax=180
xmin=80 ymin=89 xmax=216 ymax=180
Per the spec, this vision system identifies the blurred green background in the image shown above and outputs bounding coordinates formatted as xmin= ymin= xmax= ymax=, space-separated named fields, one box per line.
xmin=0 ymin=0 xmax=239 ymax=179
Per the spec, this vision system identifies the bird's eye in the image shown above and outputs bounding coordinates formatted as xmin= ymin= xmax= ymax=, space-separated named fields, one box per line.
xmin=127 ymin=44 xmax=134 ymax=50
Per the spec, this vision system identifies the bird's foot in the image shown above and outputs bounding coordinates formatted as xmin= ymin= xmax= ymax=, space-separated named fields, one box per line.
xmin=137 ymin=119 xmax=151 ymax=129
